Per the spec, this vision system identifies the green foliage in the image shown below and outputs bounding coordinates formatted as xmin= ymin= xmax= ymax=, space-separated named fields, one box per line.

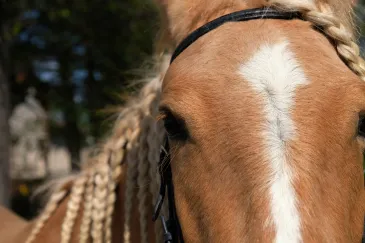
xmin=4 ymin=0 xmax=160 ymax=166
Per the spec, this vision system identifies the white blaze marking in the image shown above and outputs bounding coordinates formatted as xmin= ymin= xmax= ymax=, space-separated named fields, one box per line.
xmin=239 ymin=41 xmax=308 ymax=243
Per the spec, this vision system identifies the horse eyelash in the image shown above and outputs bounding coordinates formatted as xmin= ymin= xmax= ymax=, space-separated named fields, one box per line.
xmin=156 ymin=112 xmax=167 ymax=122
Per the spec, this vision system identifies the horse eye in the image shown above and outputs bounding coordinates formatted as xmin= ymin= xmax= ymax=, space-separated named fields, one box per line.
xmin=358 ymin=115 xmax=365 ymax=137
xmin=162 ymin=110 xmax=188 ymax=141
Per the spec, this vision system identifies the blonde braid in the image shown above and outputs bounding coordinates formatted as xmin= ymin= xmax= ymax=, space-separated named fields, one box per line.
xmin=265 ymin=0 xmax=365 ymax=80
xmin=103 ymin=150 xmax=123 ymax=243
xmin=24 ymin=53 xmax=169 ymax=243
xmin=78 ymin=131 xmax=126 ymax=243
xmin=61 ymin=176 xmax=87 ymax=243
xmin=25 ymin=190 xmax=67 ymax=243
xmin=147 ymin=97 xmax=166 ymax=243
xmin=79 ymin=170 xmax=95 ymax=243
xmin=147 ymin=97 xmax=161 ymax=204
xmin=109 ymin=137 xmax=126 ymax=181
xmin=119 ymin=55 xmax=169 ymax=242
xmin=137 ymin=116 xmax=153 ymax=243
xmin=104 ymin=176 xmax=116 ymax=243
xmin=123 ymin=127 xmax=141 ymax=243
xmin=91 ymin=163 xmax=110 ymax=243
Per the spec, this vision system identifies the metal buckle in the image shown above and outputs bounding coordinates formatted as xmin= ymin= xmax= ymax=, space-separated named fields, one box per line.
xmin=161 ymin=215 xmax=173 ymax=243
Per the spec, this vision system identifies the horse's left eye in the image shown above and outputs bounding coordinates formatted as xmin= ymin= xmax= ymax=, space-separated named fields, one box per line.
xmin=160 ymin=109 xmax=188 ymax=141
xmin=358 ymin=115 xmax=365 ymax=137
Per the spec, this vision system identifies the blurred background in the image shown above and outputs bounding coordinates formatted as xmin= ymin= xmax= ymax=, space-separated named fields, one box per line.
xmin=0 ymin=0 xmax=364 ymax=220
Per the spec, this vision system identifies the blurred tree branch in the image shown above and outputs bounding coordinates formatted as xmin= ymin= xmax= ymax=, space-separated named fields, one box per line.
xmin=2 ymin=0 xmax=159 ymax=173
xmin=0 ymin=0 xmax=12 ymax=206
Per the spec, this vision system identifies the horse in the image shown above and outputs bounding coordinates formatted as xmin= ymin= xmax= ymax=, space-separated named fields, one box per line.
xmin=152 ymin=0 xmax=365 ymax=242
xmin=0 ymin=0 xmax=364 ymax=242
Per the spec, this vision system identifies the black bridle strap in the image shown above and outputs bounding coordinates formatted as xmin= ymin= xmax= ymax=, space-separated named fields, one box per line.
xmin=153 ymin=138 xmax=183 ymax=243
xmin=170 ymin=7 xmax=302 ymax=64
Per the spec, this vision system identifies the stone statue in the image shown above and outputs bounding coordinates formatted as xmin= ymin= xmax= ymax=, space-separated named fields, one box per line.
xmin=9 ymin=88 xmax=48 ymax=180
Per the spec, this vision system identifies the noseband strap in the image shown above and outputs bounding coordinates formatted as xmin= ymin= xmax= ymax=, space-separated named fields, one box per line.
xmin=153 ymin=139 xmax=184 ymax=243
xmin=154 ymin=7 xmax=305 ymax=243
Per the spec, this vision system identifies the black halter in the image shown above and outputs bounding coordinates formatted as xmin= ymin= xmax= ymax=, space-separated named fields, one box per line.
xmin=152 ymin=6 xmax=364 ymax=243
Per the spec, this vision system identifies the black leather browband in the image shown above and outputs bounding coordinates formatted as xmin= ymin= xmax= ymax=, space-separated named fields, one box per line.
xmin=170 ymin=7 xmax=303 ymax=64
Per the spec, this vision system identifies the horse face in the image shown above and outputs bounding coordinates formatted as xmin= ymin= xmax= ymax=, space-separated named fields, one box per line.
xmin=158 ymin=4 xmax=365 ymax=242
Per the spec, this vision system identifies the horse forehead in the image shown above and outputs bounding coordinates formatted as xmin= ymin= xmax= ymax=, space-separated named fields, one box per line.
xmin=162 ymin=21 xmax=365 ymax=111
xmin=164 ymin=40 xmax=304 ymax=103
xmin=164 ymin=23 xmax=301 ymax=89
xmin=239 ymin=40 xmax=308 ymax=93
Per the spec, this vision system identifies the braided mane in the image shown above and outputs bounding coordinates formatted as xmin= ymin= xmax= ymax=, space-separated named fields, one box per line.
xmin=24 ymin=0 xmax=365 ymax=242
xmin=265 ymin=0 xmax=365 ymax=79
xmin=25 ymin=54 xmax=170 ymax=243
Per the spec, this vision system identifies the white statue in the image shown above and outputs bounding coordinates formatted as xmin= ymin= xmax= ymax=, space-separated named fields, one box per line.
xmin=9 ymin=87 xmax=48 ymax=180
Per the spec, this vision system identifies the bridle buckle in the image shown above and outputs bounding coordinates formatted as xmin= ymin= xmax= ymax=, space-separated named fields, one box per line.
xmin=161 ymin=215 xmax=173 ymax=243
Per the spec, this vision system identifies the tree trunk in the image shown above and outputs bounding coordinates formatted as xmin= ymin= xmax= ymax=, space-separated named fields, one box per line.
xmin=0 ymin=63 xmax=10 ymax=207
xmin=58 ymin=48 xmax=82 ymax=171
xmin=0 ymin=10 xmax=11 ymax=206
xmin=85 ymin=45 xmax=101 ymax=140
